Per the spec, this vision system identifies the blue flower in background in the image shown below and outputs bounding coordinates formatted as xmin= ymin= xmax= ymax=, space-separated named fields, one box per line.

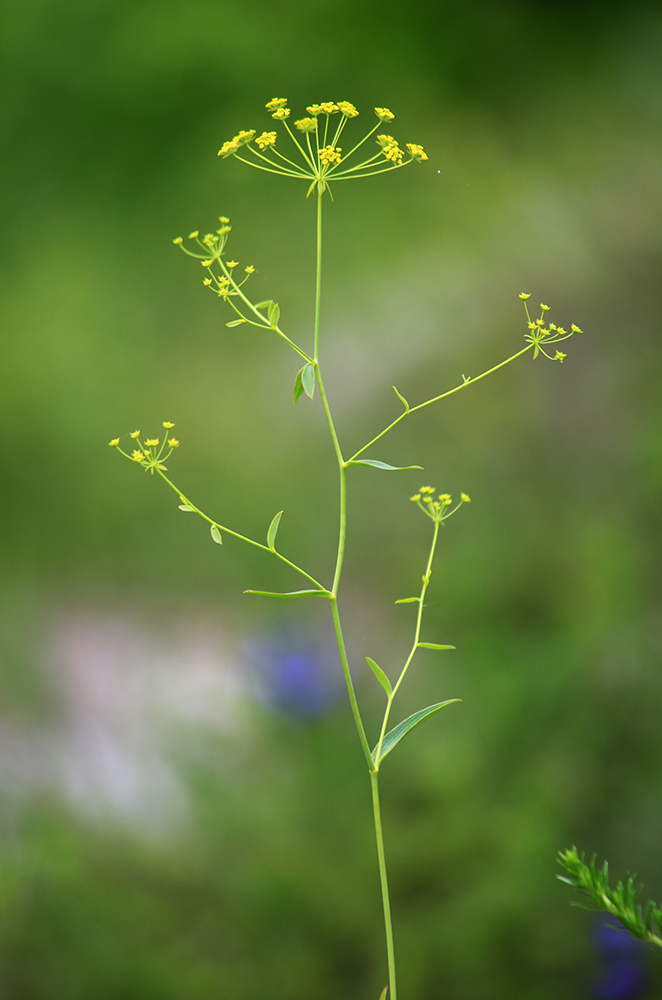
xmin=244 ymin=628 xmax=343 ymax=718
xmin=592 ymin=917 xmax=648 ymax=1000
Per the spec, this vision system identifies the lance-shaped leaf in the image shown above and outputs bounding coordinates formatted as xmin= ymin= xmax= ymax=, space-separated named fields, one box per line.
xmin=255 ymin=300 xmax=273 ymax=310
xmin=417 ymin=642 xmax=455 ymax=650
xmin=268 ymin=302 xmax=280 ymax=328
xmin=346 ymin=460 xmax=423 ymax=472
xmin=378 ymin=988 xmax=388 ymax=1000
xmin=210 ymin=524 xmax=223 ymax=545
xmin=226 ymin=318 xmax=247 ymax=327
xmin=293 ymin=364 xmax=315 ymax=404
xmin=392 ymin=385 xmax=410 ymax=411
xmin=243 ymin=588 xmax=330 ymax=599
xmin=372 ymin=699 xmax=461 ymax=766
xmin=395 ymin=596 xmax=420 ymax=604
xmin=178 ymin=504 xmax=195 ymax=511
xmin=366 ymin=657 xmax=392 ymax=698
xmin=267 ymin=510 xmax=283 ymax=551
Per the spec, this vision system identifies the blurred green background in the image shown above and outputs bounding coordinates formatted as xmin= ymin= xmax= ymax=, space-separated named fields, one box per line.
xmin=2 ymin=1 xmax=662 ymax=997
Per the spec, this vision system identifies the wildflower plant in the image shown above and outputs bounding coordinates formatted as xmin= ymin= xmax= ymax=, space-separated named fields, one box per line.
xmin=111 ymin=99 xmax=582 ymax=999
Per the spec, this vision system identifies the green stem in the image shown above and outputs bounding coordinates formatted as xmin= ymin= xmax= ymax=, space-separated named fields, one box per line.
xmin=330 ymin=597 xmax=374 ymax=769
xmin=348 ymin=344 xmax=533 ymax=464
xmin=314 ymin=188 xmax=323 ymax=362
xmin=371 ymin=770 xmax=397 ymax=1000
xmin=374 ymin=519 xmax=440 ymax=766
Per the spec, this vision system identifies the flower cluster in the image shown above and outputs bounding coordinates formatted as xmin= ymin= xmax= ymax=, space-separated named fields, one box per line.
xmin=519 ymin=294 xmax=582 ymax=360
xmin=215 ymin=99 xmax=427 ymax=196
xmin=110 ymin=423 xmax=180 ymax=474
xmin=172 ymin=219 xmax=256 ymax=304
xmin=410 ymin=487 xmax=471 ymax=523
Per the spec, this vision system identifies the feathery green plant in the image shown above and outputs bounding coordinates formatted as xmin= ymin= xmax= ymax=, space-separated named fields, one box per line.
xmin=558 ymin=846 xmax=662 ymax=949
xmin=111 ymin=98 xmax=582 ymax=999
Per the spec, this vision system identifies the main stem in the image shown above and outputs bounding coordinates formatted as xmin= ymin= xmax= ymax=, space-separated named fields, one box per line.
xmin=313 ymin=188 xmax=398 ymax=999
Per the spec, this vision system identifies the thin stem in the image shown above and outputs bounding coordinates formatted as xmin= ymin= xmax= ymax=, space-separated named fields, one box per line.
xmin=314 ymin=188 xmax=323 ymax=361
xmin=371 ymin=771 xmax=397 ymax=1000
xmin=331 ymin=597 xmax=373 ymax=769
xmin=374 ymin=519 xmax=440 ymax=765
xmin=155 ymin=470 xmax=327 ymax=592
xmin=348 ymin=344 xmax=533 ymax=464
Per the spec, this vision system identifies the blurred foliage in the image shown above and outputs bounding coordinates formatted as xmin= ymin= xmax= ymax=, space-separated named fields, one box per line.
xmin=2 ymin=0 xmax=662 ymax=997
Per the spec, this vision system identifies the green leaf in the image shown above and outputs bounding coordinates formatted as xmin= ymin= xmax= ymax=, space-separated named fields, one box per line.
xmin=255 ymin=300 xmax=273 ymax=309
xmin=378 ymin=988 xmax=388 ymax=1000
xmin=347 ymin=460 xmax=423 ymax=472
xmin=293 ymin=366 xmax=305 ymax=405
xmin=226 ymin=318 xmax=247 ymax=327
xmin=267 ymin=510 xmax=283 ymax=551
xmin=302 ymin=363 xmax=315 ymax=399
xmin=395 ymin=596 xmax=420 ymax=604
xmin=417 ymin=642 xmax=455 ymax=650
xmin=373 ymin=700 xmax=461 ymax=766
xmin=210 ymin=524 xmax=223 ymax=545
xmin=366 ymin=657 xmax=392 ymax=698
xmin=243 ymin=589 xmax=329 ymax=599
xmin=178 ymin=504 xmax=194 ymax=511
xmin=392 ymin=385 xmax=410 ymax=411
xmin=268 ymin=302 xmax=280 ymax=327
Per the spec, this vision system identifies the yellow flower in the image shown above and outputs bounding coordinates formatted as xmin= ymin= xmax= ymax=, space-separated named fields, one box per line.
xmin=294 ymin=118 xmax=318 ymax=132
xmin=410 ymin=494 xmax=421 ymax=502
xmin=438 ymin=493 xmax=451 ymax=504
xmin=131 ymin=450 xmax=145 ymax=462
xmin=460 ymin=493 xmax=471 ymax=503
xmin=145 ymin=438 xmax=159 ymax=447
xmin=319 ymin=145 xmax=342 ymax=166
xmin=188 ymin=231 xmax=199 ymax=239
xmin=163 ymin=422 xmax=175 ymax=429
xmin=109 ymin=438 xmax=120 ymax=447
xmin=218 ymin=140 xmax=239 ymax=158
xmin=226 ymin=261 xmax=239 ymax=268
xmin=255 ymin=131 xmax=277 ymax=149
xmin=519 ymin=292 xmax=531 ymax=300
xmin=571 ymin=324 xmax=582 ymax=333
xmin=245 ymin=265 xmax=255 ymax=274
xmin=406 ymin=143 xmax=428 ymax=161
xmin=168 ymin=438 xmax=180 ymax=448
xmin=554 ymin=351 xmax=567 ymax=362
xmin=337 ymin=101 xmax=358 ymax=117
xmin=271 ymin=107 xmax=290 ymax=120
xmin=419 ymin=486 xmax=435 ymax=494
xmin=172 ymin=237 xmax=183 ymax=245
xmin=203 ymin=277 xmax=212 ymax=286
xmin=130 ymin=430 xmax=140 ymax=438
xmin=265 ymin=98 xmax=288 ymax=110
xmin=375 ymin=107 xmax=395 ymax=121
xmin=219 ymin=216 xmax=230 ymax=224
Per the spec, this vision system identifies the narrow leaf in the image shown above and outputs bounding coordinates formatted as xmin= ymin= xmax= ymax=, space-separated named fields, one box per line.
xmin=301 ymin=363 xmax=315 ymax=399
xmin=347 ymin=460 xmax=423 ymax=472
xmin=392 ymin=385 xmax=410 ymax=411
xmin=243 ymin=589 xmax=328 ymax=599
xmin=210 ymin=524 xmax=223 ymax=545
xmin=255 ymin=300 xmax=273 ymax=309
xmin=226 ymin=318 xmax=247 ymax=327
xmin=373 ymin=700 xmax=461 ymax=765
xmin=267 ymin=510 xmax=283 ymax=551
xmin=293 ymin=367 xmax=305 ymax=405
xmin=395 ymin=596 xmax=420 ymax=604
xmin=378 ymin=988 xmax=388 ymax=1000
xmin=178 ymin=504 xmax=194 ymax=511
xmin=366 ymin=657 xmax=392 ymax=698
xmin=417 ymin=642 xmax=455 ymax=650
xmin=268 ymin=302 xmax=280 ymax=327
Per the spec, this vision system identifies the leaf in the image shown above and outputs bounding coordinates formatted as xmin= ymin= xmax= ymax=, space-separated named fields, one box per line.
xmin=255 ymin=300 xmax=273 ymax=309
xmin=378 ymin=989 xmax=388 ymax=1000
xmin=210 ymin=524 xmax=223 ymax=545
xmin=178 ymin=504 xmax=194 ymax=511
xmin=293 ymin=366 xmax=305 ymax=405
xmin=268 ymin=302 xmax=280 ymax=327
xmin=395 ymin=596 xmax=420 ymax=604
xmin=267 ymin=510 xmax=283 ymax=551
xmin=226 ymin=318 xmax=247 ymax=327
xmin=347 ymin=460 xmax=423 ymax=472
xmin=392 ymin=385 xmax=410 ymax=411
xmin=372 ymin=700 xmax=461 ymax=766
xmin=243 ymin=589 xmax=329 ymax=599
xmin=301 ymin=363 xmax=315 ymax=399
xmin=417 ymin=642 xmax=455 ymax=650
xmin=366 ymin=657 xmax=392 ymax=698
